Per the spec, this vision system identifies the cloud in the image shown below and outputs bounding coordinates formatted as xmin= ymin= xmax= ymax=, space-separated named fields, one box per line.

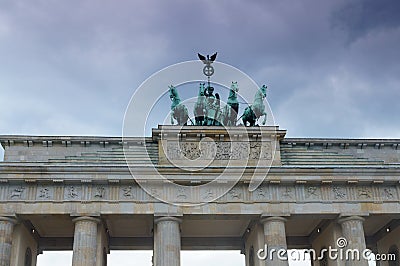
xmin=0 ymin=0 xmax=398 ymax=140
xmin=331 ymin=0 xmax=400 ymax=43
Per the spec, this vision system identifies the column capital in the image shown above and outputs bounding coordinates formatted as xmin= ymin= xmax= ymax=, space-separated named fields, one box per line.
xmin=154 ymin=216 xmax=182 ymax=224
xmin=337 ymin=215 xmax=365 ymax=224
xmin=260 ymin=216 xmax=287 ymax=224
xmin=0 ymin=216 xmax=18 ymax=224
xmin=72 ymin=216 xmax=101 ymax=224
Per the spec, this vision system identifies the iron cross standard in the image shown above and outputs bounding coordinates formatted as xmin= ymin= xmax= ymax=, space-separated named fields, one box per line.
xmin=198 ymin=52 xmax=217 ymax=88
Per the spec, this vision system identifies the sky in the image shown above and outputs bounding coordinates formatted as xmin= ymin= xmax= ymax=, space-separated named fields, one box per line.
xmin=0 ymin=0 xmax=399 ymax=265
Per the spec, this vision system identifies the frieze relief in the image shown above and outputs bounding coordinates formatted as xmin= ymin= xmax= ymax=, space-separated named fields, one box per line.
xmin=380 ymin=186 xmax=397 ymax=201
xmin=280 ymin=186 xmax=295 ymax=201
xmin=226 ymin=186 xmax=243 ymax=201
xmin=9 ymin=186 xmax=26 ymax=200
xmin=358 ymin=186 xmax=373 ymax=199
xmin=121 ymin=186 xmax=136 ymax=199
xmin=251 ymin=185 xmax=270 ymax=201
xmin=0 ymin=183 xmax=399 ymax=203
xmin=305 ymin=186 xmax=321 ymax=200
xmin=64 ymin=185 xmax=81 ymax=200
xmin=332 ymin=186 xmax=347 ymax=200
xmin=165 ymin=141 xmax=270 ymax=161
xmin=93 ymin=186 xmax=107 ymax=199
xmin=37 ymin=186 xmax=54 ymax=200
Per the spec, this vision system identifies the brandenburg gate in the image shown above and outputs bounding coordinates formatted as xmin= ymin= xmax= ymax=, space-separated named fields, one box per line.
xmin=0 ymin=125 xmax=400 ymax=266
xmin=0 ymin=55 xmax=399 ymax=266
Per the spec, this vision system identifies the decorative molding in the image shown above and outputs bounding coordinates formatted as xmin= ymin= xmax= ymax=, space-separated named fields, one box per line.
xmin=0 ymin=183 xmax=398 ymax=204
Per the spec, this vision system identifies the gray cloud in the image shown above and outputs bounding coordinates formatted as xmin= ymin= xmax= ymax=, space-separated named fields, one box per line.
xmin=1 ymin=0 xmax=398 ymax=139
xmin=331 ymin=0 xmax=400 ymax=43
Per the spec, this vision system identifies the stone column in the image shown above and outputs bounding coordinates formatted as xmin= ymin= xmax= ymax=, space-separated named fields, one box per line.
xmin=154 ymin=216 xmax=182 ymax=266
xmin=260 ymin=217 xmax=289 ymax=266
xmin=338 ymin=216 xmax=368 ymax=266
xmin=72 ymin=216 xmax=101 ymax=266
xmin=0 ymin=216 xmax=17 ymax=266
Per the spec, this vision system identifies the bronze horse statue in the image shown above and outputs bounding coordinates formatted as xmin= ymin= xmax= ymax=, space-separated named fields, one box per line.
xmin=241 ymin=85 xmax=267 ymax=126
xmin=169 ymin=85 xmax=189 ymax=125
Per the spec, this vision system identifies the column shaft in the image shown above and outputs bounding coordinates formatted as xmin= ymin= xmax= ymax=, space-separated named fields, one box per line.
xmin=72 ymin=216 xmax=100 ymax=266
xmin=338 ymin=216 xmax=368 ymax=266
xmin=0 ymin=217 xmax=17 ymax=266
xmin=261 ymin=217 xmax=289 ymax=266
xmin=154 ymin=216 xmax=182 ymax=266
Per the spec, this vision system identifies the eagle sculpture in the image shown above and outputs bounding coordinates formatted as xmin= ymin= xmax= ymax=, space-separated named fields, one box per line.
xmin=198 ymin=52 xmax=217 ymax=64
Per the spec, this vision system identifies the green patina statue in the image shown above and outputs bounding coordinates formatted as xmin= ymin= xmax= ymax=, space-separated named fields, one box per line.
xmin=204 ymin=86 xmax=221 ymax=126
xmin=241 ymin=85 xmax=268 ymax=126
xmin=169 ymin=85 xmax=189 ymax=125
xmin=194 ymin=82 xmax=207 ymax=126
xmin=168 ymin=83 xmax=267 ymax=127
xmin=220 ymin=81 xmax=239 ymax=126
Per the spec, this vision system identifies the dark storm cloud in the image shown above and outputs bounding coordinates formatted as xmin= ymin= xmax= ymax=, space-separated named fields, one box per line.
xmin=0 ymin=0 xmax=399 ymax=141
xmin=331 ymin=0 xmax=400 ymax=43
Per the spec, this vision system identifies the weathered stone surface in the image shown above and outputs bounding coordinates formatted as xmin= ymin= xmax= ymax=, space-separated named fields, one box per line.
xmin=72 ymin=216 xmax=100 ymax=266
xmin=154 ymin=216 xmax=182 ymax=266
xmin=261 ymin=216 xmax=289 ymax=266
xmin=0 ymin=127 xmax=399 ymax=265
xmin=338 ymin=216 xmax=368 ymax=266
xmin=0 ymin=217 xmax=17 ymax=266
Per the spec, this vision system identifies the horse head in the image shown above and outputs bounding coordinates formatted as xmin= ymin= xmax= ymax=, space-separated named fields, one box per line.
xmin=231 ymin=81 xmax=239 ymax=92
xmin=254 ymin=85 xmax=267 ymax=101
xmin=169 ymin=85 xmax=179 ymax=101
xmin=260 ymin=85 xmax=267 ymax=98
xmin=199 ymin=82 xmax=206 ymax=96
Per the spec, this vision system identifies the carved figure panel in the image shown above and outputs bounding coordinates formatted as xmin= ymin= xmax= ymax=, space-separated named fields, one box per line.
xmin=121 ymin=186 xmax=136 ymax=199
xmin=93 ymin=186 xmax=107 ymax=199
xmin=37 ymin=186 xmax=54 ymax=200
xmin=332 ymin=186 xmax=347 ymax=200
xmin=64 ymin=186 xmax=81 ymax=200
xmin=166 ymin=140 xmax=271 ymax=161
xmin=9 ymin=186 xmax=26 ymax=200
xmin=305 ymin=186 xmax=321 ymax=200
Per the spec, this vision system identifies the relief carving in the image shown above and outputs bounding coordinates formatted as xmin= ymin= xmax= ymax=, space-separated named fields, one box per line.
xmin=167 ymin=141 xmax=257 ymax=160
xmin=305 ymin=186 xmax=319 ymax=199
xmin=166 ymin=142 xmax=181 ymax=159
xmin=202 ymin=189 xmax=214 ymax=200
xmin=281 ymin=187 xmax=294 ymax=199
xmin=122 ymin=186 xmax=135 ymax=198
xmin=249 ymin=142 xmax=272 ymax=160
xmin=181 ymin=142 xmax=201 ymax=160
xmin=383 ymin=188 xmax=395 ymax=200
xmin=38 ymin=187 xmax=51 ymax=199
xmin=358 ymin=187 xmax=372 ymax=199
xmin=66 ymin=186 xmax=79 ymax=199
xmin=215 ymin=142 xmax=231 ymax=160
xmin=94 ymin=186 xmax=106 ymax=198
xmin=10 ymin=187 xmax=25 ymax=199
xmin=150 ymin=187 xmax=162 ymax=198
xmin=228 ymin=187 xmax=241 ymax=200
xmin=333 ymin=186 xmax=346 ymax=199
xmin=176 ymin=187 xmax=188 ymax=200
xmin=253 ymin=186 xmax=267 ymax=200
xmin=231 ymin=142 xmax=249 ymax=160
